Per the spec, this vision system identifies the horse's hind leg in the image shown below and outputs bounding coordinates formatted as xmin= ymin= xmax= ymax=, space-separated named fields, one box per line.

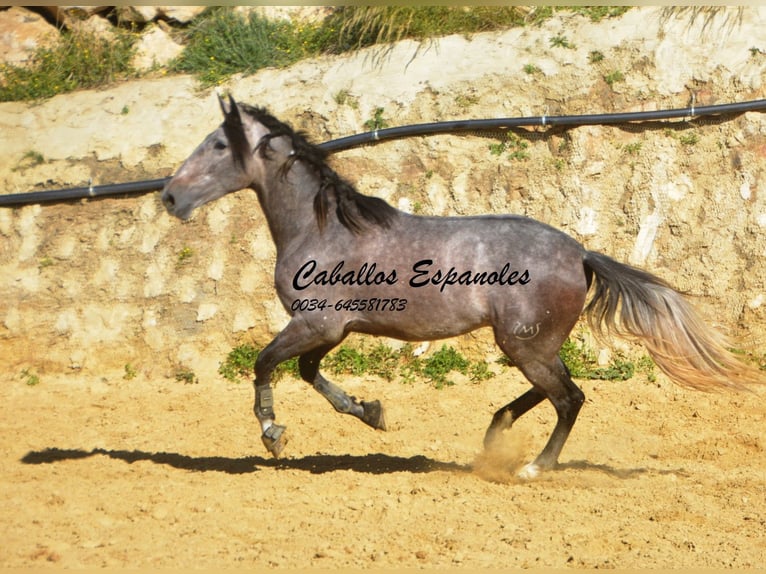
xmin=514 ymin=357 xmax=585 ymax=477
xmin=299 ymin=347 xmax=387 ymax=431
xmin=483 ymin=388 xmax=546 ymax=449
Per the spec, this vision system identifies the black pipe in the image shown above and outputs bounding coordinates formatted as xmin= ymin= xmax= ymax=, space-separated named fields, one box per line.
xmin=2 ymin=98 xmax=766 ymax=208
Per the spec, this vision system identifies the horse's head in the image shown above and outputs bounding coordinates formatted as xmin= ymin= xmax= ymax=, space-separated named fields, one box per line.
xmin=162 ymin=94 xmax=269 ymax=220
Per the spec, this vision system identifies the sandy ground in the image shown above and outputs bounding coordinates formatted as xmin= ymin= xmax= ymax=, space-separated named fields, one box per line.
xmin=1 ymin=364 xmax=764 ymax=569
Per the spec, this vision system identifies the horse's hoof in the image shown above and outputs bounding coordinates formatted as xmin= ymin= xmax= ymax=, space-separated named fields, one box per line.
xmin=261 ymin=424 xmax=288 ymax=458
xmin=361 ymin=400 xmax=387 ymax=431
xmin=517 ymin=463 xmax=540 ymax=480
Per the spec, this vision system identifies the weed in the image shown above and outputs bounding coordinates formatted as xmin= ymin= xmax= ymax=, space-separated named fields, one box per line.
xmin=523 ymin=63 xmax=542 ymax=75
xmin=324 ymin=6 xmax=528 ymax=54
xmin=171 ymin=8 xmax=312 ymax=87
xmin=469 ymin=361 xmax=494 ymax=383
xmin=175 ymin=369 xmax=199 ymax=384
xmin=623 ymin=142 xmax=642 ymax=155
xmin=326 ymin=346 xmax=370 ymax=376
xmin=589 ymin=50 xmax=605 ymax=64
xmin=218 ymin=344 xmax=299 ymax=383
xmin=637 ymin=356 xmax=657 ymax=382
xmin=177 ymin=246 xmax=194 ymax=265
xmin=123 ymin=363 xmax=138 ymax=380
xmin=549 ymin=35 xmax=573 ymax=49
xmin=0 ymin=28 xmax=136 ymax=101
xmin=454 ymin=93 xmax=479 ymax=108
xmin=604 ymin=70 xmax=625 ymax=87
xmin=38 ymin=256 xmax=54 ymax=269
xmin=571 ymin=6 xmax=631 ymax=21
xmin=679 ymin=132 xmax=699 ymax=146
xmin=333 ymin=89 xmax=358 ymax=108
xmin=489 ymin=133 xmax=529 ymax=161
xmin=559 ymin=337 xmax=637 ymax=381
xmin=219 ymin=341 xmax=493 ymax=388
xmin=363 ymin=107 xmax=388 ymax=131
xmin=121 ymin=105 xmax=130 ymax=115
xmin=420 ymin=345 xmax=469 ymax=388
xmin=21 ymin=369 xmax=40 ymax=387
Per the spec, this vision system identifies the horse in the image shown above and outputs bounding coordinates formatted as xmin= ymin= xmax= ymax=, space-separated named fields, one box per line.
xmin=161 ymin=95 xmax=762 ymax=478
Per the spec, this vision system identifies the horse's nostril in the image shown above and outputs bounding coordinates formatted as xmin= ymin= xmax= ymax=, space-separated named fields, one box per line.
xmin=164 ymin=193 xmax=175 ymax=207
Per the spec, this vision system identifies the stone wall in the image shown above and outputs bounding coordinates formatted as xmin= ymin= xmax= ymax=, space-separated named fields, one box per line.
xmin=2 ymin=7 xmax=766 ymax=383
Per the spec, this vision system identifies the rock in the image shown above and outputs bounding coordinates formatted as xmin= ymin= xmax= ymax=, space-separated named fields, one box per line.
xmin=69 ymin=13 xmax=116 ymax=40
xmin=0 ymin=6 xmax=59 ymax=67
xmin=114 ymin=5 xmax=158 ymax=24
xmin=131 ymin=24 xmax=183 ymax=72
xmin=39 ymin=6 xmax=111 ymax=29
xmin=156 ymin=6 xmax=207 ymax=24
xmin=234 ymin=6 xmax=334 ymax=24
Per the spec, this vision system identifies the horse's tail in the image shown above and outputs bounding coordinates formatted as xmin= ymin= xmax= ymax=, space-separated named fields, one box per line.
xmin=582 ymin=250 xmax=762 ymax=391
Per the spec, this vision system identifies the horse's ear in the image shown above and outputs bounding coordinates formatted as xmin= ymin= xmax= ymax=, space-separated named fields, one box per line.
xmin=219 ymin=95 xmax=250 ymax=168
xmin=217 ymin=92 xmax=229 ymax=116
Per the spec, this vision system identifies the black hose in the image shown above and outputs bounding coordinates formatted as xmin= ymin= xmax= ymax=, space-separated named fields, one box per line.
xmin=3 ymin=98 xmax=766 ymax=208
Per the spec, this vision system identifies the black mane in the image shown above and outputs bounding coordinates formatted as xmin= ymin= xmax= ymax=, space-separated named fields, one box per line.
xmin=241 ymin=104 xmax=398 ymax=234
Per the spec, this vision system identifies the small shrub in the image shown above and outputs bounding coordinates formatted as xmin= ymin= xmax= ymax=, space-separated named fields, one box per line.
xmin=549 ymin=35 xmax=573 ymax=49
xmin=219 ymin=344 xmax=299 ymax=383
xmin=175 ymin=369 xmax=199 ymax=384
xmin=363 ymin=107 xmax=389 ymax=131
xmin=489 ymin=133 xmax=529 ymax=161
xmin=21 ymin=369 xmax=40 ymax=387
xmin=123 ymin=363 xmax=138 ymax=381
xmin=0 ymin=29 xmax=136 ymax=101
xmin=170 ymin=8 xmax=312 ymax=87
xmin=604 ymin=70 xmax=625 ymax=87
xmin=420 ymin=345 xmax=470 ymax=388
xmin=523 ymin=63 xmax=541 ymax=75
xmin=589 ymin=50 xmax=605 ymax=63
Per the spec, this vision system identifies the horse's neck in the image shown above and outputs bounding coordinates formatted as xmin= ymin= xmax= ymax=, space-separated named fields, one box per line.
xmin=255 ymin=161 xmax=321 ymax=256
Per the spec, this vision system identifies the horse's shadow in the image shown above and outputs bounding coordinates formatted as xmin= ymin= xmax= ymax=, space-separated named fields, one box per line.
xmin=20 ymin=447 xmax=680 ymax=480
xmin=20 ymin=447 xmax=469 ymax=475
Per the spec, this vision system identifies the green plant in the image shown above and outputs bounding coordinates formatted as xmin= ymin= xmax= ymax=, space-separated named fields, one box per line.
xmin=0 ymin=28 xmax=136 ymax=101
xmin=589 ymin=50 xmax=605 ymax=63
xmin=323 ymin=6 xmax=528 ymax=54
xmin=454 ymin=93 xmax=479 ymax=108
xmin=219 ymin=344 xmax=299 ymax=383
xmin=571 ymin=6 xmax=631 ymax=21
xmin=420 ymin=345 xmax=470 ymax=388
xmin=523 ymin=63 xmax=541 ymax=75
xmin=679 ymin=132 xmax=699 ymax=146
xmin=21 ymin=369 xmax=40 ymax=387
xmin=171 ymin=8 xmax=314 ymax=87
xmin=604 ymin=70 xmax=625 ymax=87
xmin=177 ymin=246 xmax=194 ymax=265
xmin=175 ymin=369 xmax=199 ymax=384
xmin=549 ymin=35 xmax=573 ymax=49
xmin=489 ymin=133 xmax=529 ymax=161
xmin=38 ymin=256 xmax=54 ymax=269
xmin=637 ymin=356 xmax=657 ymax=382
xmin=559 ymin=337 xmax=637 ymax=381
xmin=333 ymin=89 xmax=358 ymax=108
xmin=623 ymin=141 xmax=642 ymax=155
xmin=123 ymin=363 xmax=138 ymax=380
xmin=363 ymin=107 xmax=388 ymax=131
xmin=219 ymin=341 xmax=495 ymax=388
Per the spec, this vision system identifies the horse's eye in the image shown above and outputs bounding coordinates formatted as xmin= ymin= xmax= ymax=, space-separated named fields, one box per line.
xmin=214 ymin=140 xmax=228 ymax=150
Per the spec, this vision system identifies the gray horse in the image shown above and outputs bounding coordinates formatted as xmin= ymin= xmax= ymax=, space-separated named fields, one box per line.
xmin=162 ymin=95 xmax=761 ymax=478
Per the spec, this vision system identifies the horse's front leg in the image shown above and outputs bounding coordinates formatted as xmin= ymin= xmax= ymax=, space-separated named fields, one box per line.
xmin=299 ymin=347 xmax=387 ymax=431
xmin=253 ymin=319 xmax=340 ymax=457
